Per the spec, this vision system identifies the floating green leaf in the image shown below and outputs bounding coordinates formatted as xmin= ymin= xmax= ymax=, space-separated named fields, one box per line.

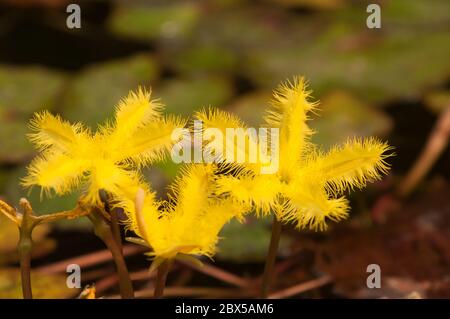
xmin=60 ymin=54 xmax=159 ymax=129
xmin=311 ymin=90 xmax=393 ymax=149
xmin=156 ymin=76 xmax=234 ymax=116
xmin=109 ymin=3 xmax=200 ymax=41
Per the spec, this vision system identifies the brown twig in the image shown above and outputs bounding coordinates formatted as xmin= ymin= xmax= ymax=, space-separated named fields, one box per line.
xmin=35 ymin=244 xmax=144 ymax=274
xmin=177 ymin=259 xmax=250 ymax=288
xmin=0 ymin=199 xmax=20 ymax=225
xmin=397 ymin=105 xmax=450 ymax=197
xmin=95 ymin=268 xmax=162 ymax=295
xmin=268 ymin=275 xmax=332 ymax=299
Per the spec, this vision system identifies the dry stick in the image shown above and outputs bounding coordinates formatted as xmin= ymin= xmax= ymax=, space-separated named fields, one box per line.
xmin=260 ymin=216 xmax=283 ymax=298
xmin=154 ymin=260 xmax=172 ymax=298
xmin=95 ymin=267 xmax=162 ymax=295
xmin=89 ymin=210 xmax=134 ymax=299
xmin=177 ymin=259 xmax=249 ymax=288
xmin=35 ymin=244 xmax=144 ymax=274
xmin=397 ymin=105 xmax=450 ymax=198
xmin=0 ymin=200 xmax=19 ymax=224
xmin=268 ymin=275 xmax=332 ymax=299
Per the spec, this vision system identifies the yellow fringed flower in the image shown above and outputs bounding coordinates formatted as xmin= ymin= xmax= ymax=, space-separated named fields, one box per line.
xmin=129 ymin=164 xmax=246 ymax=266
xmin=198 ymin=77 xmax=392 ymax=231
xmin=22 ymin=88 xmax=185 ymax=210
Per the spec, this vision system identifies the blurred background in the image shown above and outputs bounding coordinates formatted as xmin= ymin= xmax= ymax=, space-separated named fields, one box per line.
xmin=0 ymin=0 xmax=449 ymax=298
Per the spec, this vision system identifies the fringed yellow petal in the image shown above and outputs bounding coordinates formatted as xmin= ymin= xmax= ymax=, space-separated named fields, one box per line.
xmin=130 ymin=186 xmax=160 ymax=242
xmin=195 ymin=108 xmax=269 ymax=173
xmin=264 ymin=77 xmax=317 ymax=180
xmin=86 ymin=161 xmax=146 ymax=209
xmin=116 ymin=115 xmax=186 ymax=165
xmin=22 ymin=152 xmax=88 ymax=196
xmin=316 ymin=137 xmax=392 ymax=195
xmin=215 ymin=174 xmax=281 ymax=216
xmin=130 ymin=164 xmax=244 ymax=260
xmin=114 ymin=87 xmax=163 ymax=132
xmin=107 ymin=87 xmax=164 ymax=150
xmin=281 ymin=181 xmax=349 ymax=231
xmin=24 ymin=88 xmax=184 ymax=206
xmin=195 ymin=107 xmax=246 ymax=134
xmin=28 ymin=110 xmax=89 ymax=153
xmin=168 ymin=164 xmax=215 ymax=219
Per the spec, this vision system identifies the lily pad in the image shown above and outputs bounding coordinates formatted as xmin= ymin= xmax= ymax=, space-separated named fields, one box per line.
xmin=0 ymin=65 xmax=66 ymax=164
xmin=243 ymin=0 xmax=450 ymax=103
xmin=0 ymin=121 xmax=34 ymax=164
xmin=0 ymin=65 xmax=66 ymax=116
xmin=60 ymin=54 xmax=159 ymax=129
xmin=156 ymin=76 xmax=234 ymax=116
xmin=311 ymin=90 xmax=393 ymax=149
xmin=108 ymin=3 xmax=200 ymax=42
xmin=225 ymin=91 xmax=272 ymax=127
xmin=171 ymin=44 xmax=238 ymax=75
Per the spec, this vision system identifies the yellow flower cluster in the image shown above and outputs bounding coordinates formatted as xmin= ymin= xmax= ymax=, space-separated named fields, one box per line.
xmin=22 ymin=77 xmax=392 ymax=264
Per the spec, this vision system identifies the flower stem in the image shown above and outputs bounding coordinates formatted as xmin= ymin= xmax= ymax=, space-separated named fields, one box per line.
xmin=89 ymin=210 xmax=134 ymax=298
xmin=18 ymin=226 xmax=33 ymax=299
xmin=260 ymin=216 xmax=282 ymax=298
xmin=110 ymin=208 xmax=123 ymax=252
xmin=99 ymin=190 xmax=123 ymax=252
xmin=154 ymin=260 xmax=172 ymax=298
xmin=18 ymin=198 xmax=36 ymax=299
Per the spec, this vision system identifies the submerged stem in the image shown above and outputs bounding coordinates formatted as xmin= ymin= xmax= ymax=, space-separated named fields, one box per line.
xmin=260 ymin=216 xmax=282 ymax=298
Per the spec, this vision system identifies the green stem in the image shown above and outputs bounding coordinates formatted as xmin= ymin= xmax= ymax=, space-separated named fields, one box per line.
xmin=89 ymin=211 xmax=134 ymax=299
xmin=154 ymin=260 xmax=172 ymax=298
xmin=260 ymin=216 xmax=282 ymax=298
